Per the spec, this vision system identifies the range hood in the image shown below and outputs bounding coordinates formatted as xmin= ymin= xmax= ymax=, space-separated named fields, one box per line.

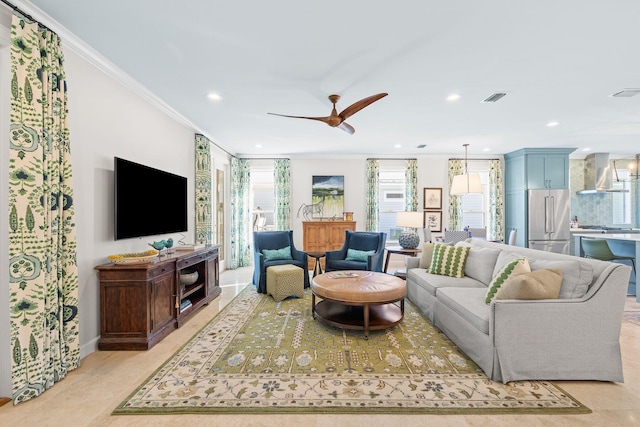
xmin=577 ymin=153 xmax=628 ymax=194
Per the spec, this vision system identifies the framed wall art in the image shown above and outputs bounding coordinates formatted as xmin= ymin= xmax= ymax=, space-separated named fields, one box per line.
xmin=423 ymin=187 xmax=442 ymax=210
xmin=424 ymin=210 xmax=442 ymax=232
xmin=311 ymin=175 xmax=344 ymax=219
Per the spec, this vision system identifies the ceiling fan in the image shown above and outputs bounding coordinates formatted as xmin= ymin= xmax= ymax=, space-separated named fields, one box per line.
xmin=268 ymin=93 xmax=388 ymax=135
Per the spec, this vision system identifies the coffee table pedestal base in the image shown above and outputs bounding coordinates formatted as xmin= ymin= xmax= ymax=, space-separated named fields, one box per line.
xmin=312 ymin=297 xmax=404 ymax=338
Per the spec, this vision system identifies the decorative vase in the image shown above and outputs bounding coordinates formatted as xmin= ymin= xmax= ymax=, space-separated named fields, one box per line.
xmin=399 ymin=230 xmax=420 ymax=249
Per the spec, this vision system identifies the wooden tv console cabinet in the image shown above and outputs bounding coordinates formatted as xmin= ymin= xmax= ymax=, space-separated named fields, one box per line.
xmin=95 ymin=246 xmax=220 ymax=350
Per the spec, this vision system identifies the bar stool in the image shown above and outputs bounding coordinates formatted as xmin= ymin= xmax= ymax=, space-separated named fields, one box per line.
xmin=581 ymin=238 xmax=636 ymax=274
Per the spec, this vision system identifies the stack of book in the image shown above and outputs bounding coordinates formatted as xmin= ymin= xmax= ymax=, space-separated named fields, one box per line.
xmin=180 ymin=299 xmax=192 ymax=312
xmin=175 ymin=244 xmax=205 ymax=252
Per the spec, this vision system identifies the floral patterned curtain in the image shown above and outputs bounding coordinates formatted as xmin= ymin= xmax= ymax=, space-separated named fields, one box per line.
xmin=404 ymin=159 xmax=418 ymax=211
xmin=365 ymin=159 xmax=380 ymax=231
xmin=195 ymin=134 xmax=212 ymax=245
xmin=8 ymin=13 xmax=80 ymax=403
xmin=230 ymin=157 xmax=251 ymax=268
xmin=447 ymin=160 xmax=464 ymax=230
xmin=273 ymin=159 xmax=290 ymax=230
xmin=489 ymin=159 xmax=504 ymax=242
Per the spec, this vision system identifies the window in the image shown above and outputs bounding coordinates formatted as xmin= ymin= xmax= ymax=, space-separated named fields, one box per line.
xmin=378 ymin=163 xmax=406 ymax=242
xmin=612 ymin=169 xmax=631 ymax=225
xmin=459 ymin=161 xmax=490 ymax=230
xmin=250 ymin=166 xmax=275 ymax=231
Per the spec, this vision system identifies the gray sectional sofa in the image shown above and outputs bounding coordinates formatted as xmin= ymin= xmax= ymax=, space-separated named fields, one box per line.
xmin=405 ymin=238 xmax=631 ymax=383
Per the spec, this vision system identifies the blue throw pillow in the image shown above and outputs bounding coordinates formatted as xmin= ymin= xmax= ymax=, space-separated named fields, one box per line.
xmin=262 ymin=246 xmax=293 ymax=262
xmin=345 ymin=248 xmax=375 ymax=262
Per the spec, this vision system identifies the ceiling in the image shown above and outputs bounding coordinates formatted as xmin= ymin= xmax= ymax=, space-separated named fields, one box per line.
xmin=12 ymin=1 xmax=640 ymax=158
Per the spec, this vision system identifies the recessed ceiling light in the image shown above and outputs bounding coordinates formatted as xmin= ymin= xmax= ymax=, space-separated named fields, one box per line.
xmin=582 ymin=147 xmax=591 ymax=152
xmin=482 ymin=148 xmax=490 ymax=152
xmin=547 ymin=121 xmax=559 ymax=127
xmin=446 ymin=94 xmax=461 ymax=102
xmin=255 ymin=144 xmax=262 ymax=148
xmin=207 ymin=93 xmax=222 ymax=101
xmin=394 ymin=144 xmax=402 ymax=148
xmin=611 ymin=88 xmax=640 ymax=97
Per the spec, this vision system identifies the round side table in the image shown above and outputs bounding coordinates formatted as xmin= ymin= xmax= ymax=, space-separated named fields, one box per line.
xmin=307 ymin=251 xmax=326 ymax=277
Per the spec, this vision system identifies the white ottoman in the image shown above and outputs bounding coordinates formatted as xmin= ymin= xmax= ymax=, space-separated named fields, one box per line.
xmin=266 ymin=264 xmax=304 ymax=302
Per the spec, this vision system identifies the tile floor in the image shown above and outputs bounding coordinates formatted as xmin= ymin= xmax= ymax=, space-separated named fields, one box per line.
xmin=1 ymin=258 xmax=640 ymax=426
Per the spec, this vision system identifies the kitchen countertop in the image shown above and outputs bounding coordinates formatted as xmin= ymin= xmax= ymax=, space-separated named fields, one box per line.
xmin=573 ymin=233 xmax=640 ymax=242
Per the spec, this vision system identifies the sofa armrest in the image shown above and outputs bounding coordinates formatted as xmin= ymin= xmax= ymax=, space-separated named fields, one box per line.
xmin=490 ymin=264 xmax=629 ymax=346
xmin=405 ymin=256 xmax=420 ymax=269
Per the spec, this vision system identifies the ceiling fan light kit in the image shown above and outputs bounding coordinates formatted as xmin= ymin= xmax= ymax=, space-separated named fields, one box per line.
xmin=268 ymin=93 xmax=388 ymax=134
xmin=451 ymin=144 xmax=482 ymax=195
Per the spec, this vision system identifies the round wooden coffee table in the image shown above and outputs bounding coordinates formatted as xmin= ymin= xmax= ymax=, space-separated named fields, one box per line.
xmin=311 ymin=271 xmax=406 ymax=338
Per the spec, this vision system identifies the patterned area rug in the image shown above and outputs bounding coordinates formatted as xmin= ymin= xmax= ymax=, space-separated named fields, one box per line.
xmin=114 ymin=286 xmax=589 ymax=415
xmin=623 ymin=310 xmax=640 ymax=326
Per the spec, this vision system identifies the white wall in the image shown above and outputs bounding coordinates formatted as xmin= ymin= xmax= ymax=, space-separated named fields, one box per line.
xmin=285 ymin=156 xmax=451 ymax=249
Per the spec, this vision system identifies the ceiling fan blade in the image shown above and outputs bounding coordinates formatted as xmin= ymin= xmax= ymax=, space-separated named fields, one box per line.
xmin=338 ymin=122 xmax=355 ymax=135
xmin=267 ymin=112 xmax=332 ymax=124
xmin=338 ymin=93 xmax=388 ymax=121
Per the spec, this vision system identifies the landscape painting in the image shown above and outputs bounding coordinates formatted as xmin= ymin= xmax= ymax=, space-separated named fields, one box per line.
xmin=312 ymin=176 xmax=344 ymax=219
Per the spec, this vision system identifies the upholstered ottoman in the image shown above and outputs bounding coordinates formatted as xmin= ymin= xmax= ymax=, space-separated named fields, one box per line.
xmin=266 ymin=264 xmax=305 ymax=301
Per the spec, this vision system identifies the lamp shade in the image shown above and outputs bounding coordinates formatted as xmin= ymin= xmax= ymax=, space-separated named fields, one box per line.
xmin=450 ymin=173 xmax=482 ymax=195
xmin=396 ymin=211 xmax=423 ymax=228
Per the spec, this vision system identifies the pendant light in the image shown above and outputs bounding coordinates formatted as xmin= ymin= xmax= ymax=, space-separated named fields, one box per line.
xmin=450 ymin=144 xmax=482 ymax=195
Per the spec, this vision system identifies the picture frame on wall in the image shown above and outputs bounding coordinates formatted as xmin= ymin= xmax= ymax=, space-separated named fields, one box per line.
xmin=424 ymin=210 xmax=442 ymax=232
xmin=423 ymin=187 xmax=442 ymax=210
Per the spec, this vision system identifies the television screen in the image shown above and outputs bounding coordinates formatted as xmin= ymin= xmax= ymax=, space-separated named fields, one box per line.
xmin=114 ymin=157 xmax=188 ymax=240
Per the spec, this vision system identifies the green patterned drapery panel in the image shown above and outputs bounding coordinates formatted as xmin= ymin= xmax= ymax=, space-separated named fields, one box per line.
xmin=489 ymin=159 xmax=504 ymax=242
xmin=8 ymin=13 xmax=80 ymax=404
xmin=273 ymin=158 xmax=291 ymax=230
xmin=230 ymin=157 xmax=251 ymax=268
xmin=404 ymin=159 xmax=418 ymax=211
xmin=447 ymin=160 xmax=464 ymax=231
xmin=365 ymin=159 xmax=380 ymax=231
xmin=195 ymin=134 xmax=212 ymax=245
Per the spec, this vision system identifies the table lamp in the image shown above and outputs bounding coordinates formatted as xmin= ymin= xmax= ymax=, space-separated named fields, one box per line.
xmin=396 ymin=211 xmax=423 ymax=249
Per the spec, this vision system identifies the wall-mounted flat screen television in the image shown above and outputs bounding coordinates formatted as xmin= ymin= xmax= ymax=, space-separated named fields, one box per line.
xmin=114 ymin=157 xmax=188 ymax=240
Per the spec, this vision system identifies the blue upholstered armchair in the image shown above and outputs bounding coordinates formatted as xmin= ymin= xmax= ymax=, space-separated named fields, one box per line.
xmin=252 ymin=230 xmax=310 ymax=293
xmin=325 ymin=230 xmax=387 ymax=272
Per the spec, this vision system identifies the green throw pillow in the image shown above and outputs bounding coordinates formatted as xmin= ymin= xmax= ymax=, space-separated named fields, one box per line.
xmin=485 ymin=258 xmax=531 ymax=304
xmin=262 ymin=246 xmax=293 ymax=262
xmin=345 ymin=248 xmax=375 ymax=262
xmin=428 ymin=243 xmax=470 ymax=278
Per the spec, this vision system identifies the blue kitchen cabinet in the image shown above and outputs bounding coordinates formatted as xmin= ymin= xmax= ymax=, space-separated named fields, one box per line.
xmin=526 ymin=154 xmax=568 ymax=189
xmin=504 ymin=148 xmax=576 ymax=247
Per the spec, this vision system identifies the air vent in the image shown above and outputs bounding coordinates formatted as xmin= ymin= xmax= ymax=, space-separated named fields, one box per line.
xmin=417 ymin=144 xmax=427 ymax=149
xmin=611 ymin=88 xmax=640 ymax=98
xmin=481 ymin=92 xmax=507 ymax=103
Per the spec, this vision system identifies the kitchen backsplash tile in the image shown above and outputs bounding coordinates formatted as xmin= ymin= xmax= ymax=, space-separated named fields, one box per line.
xmin=570 ymin=159 xmax=637 ymax=227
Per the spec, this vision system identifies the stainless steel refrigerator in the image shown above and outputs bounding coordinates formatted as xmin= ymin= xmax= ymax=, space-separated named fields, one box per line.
xmin=527 ymin=189 xmax=571 ymax=254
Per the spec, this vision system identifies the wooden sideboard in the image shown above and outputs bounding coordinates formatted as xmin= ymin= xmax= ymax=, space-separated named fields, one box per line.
xmin=303 ymin=221 xmax=356 ymax=269
xmin=95 ymin=246 xmax=220 ymax=350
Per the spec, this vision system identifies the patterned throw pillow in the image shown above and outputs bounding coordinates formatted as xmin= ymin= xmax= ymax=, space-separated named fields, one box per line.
xmin=485 ymin=258 xmax=531 ymax=304
xmin=262 ymin=246 xmax=293 ymax=262
xmin=494 ymin=268 xmax=563 ymax=301
xmin=345 ymin=249 xmax=375 ymax=262
xmin=428 ymin=243 xmax=470 ymax=278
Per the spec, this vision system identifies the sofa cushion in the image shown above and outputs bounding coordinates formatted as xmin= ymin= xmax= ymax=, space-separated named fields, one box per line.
xmin=485 ymin=258 xmax=531 ymax=304
xmin=456 ymin=242 xmax=501 ymax=285
xmin=406 ymin=269 xmax=485 ymax=296
xmin=418 ymin=243 xmax=435 ymax=268
xmin=262 ymin=246 xmax=293 ymax=262
xmin=528 ymin=259 xmax=593 ymax=299
xmin=494 ymin=268 xmax=563 ymax=300
xmin=436 ymin=287 xmax=491 ymax=334
xmin=429 ymin=244 xmax=470 ymax=278
xmin=492 ymin=251 xmax=523 ymax=278
xmin=345 ymin=248 xmax=375 ymax=262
